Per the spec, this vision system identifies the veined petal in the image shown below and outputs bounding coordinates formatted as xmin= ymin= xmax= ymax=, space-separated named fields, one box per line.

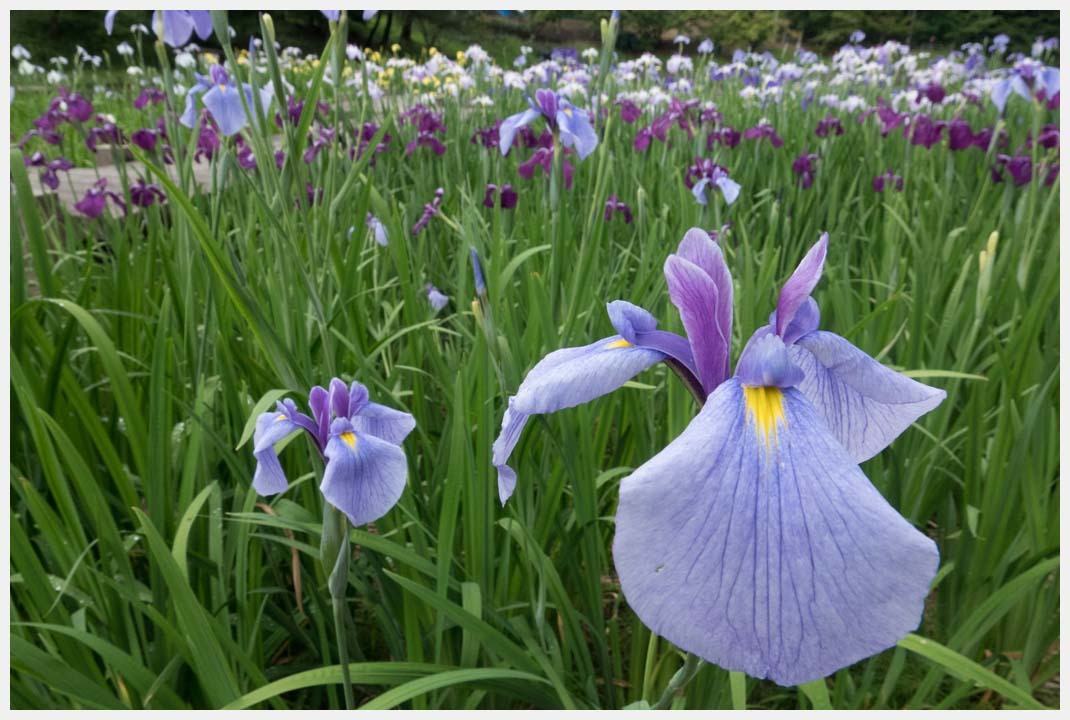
xmin=775 ymin=233 xmax=828 ymax=338
xmin=736 ymin=331 xmax=804 ymax=388
xmin=675 ymin=229 xmax=733 ymax=382
xmin=309 ymin=385 xmax=330 ymax=446
xmin=665 ymin=254 xmax=729 ymax=394
xmin=789 ymin=331 xmax=946 ymax=463
xmin=493 ymin=336 xmax=666 ymax=503
xmin=104 ymin=10 xmax=118 ymax=35
xmin=714 ymin=175 xmax=741 ymax=205
xmin=179 ymin=83 xmax=208 ymax=129
xmin=202 ymin=83 xmax=247 ymax=137
xmin=321 ymin=418 xmax=408 ymax=526
xmin=353 ymin=402 xmax=416 ymax=445
xmin=158 ymin=10 xmax=196 ymax=48
xmin=189 ymin=10 xmax=214 ymax=40
xmin=252 ymin=407 xmax=300 ymax=495
xmin=691 ymin=178 xmax=710 ymax=205
xmin=557 ymin=103 xmax=598 ymax=160
xmin=990 ymin=78 xmax=1012 ymax=113
xmin=607 ymin=300 xmax=657 ymax=343
xmin=498 ymin=108 xmax=540 ymax=156
xmin=613 ymin=379 xmax=938 ymax=686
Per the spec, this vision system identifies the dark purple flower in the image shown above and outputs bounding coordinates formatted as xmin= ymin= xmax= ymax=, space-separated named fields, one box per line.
xmin=74 ymin=178 xmax=126 ymax=218
xmin=412 ymin=187 xmax=445 ymax=235
xmin=304 ymin=126 xmax=337 ymax=163
xmin=471 ymin=120 xmax=501 ymax=148
xmin=236 ymin=137 xmax=257 ymax=169
xmin=1042 ymin=162 xmax=1058 ymax=186
xmin=130 ymin=177 xmax=166 ymax=207
xmin=619 ymin=99 xmax=642 ymax=124
xmin=26 ymin=152 xmax=74 ymax=190
xmin=500 ymin=183 xmax=518 ymax=210
xmin=194 ymin=117 xmax=221 ymax=162
xmin=131 ymin=128 xmax=159 ymax=152
xmin=946 ymin=118 xmax=976 ymax=151
xmin=134 ymin=87 xmax=166 ymax=110
xmin=814 ymin=115 xmax=844 ymax=138
xmin=52 ymin=87 xmax=94 ymax=123
xmin=1035 ymin=124 xmax=1059 ymax=150
xmin=685 ymin=157 xmax=741 ymax=205
xmin=517 ymin=147 xmax=574 ymax=189
xmin=351 ymin=122 xmax=391 ymax=166
xmin=917 ymin=83 xmax=947 ymax=105
xmin=402 ymin=105 xmax=448 ymax=157
xmin=706 ymin=126 xmax=741 ymax=150
xmin=907 ymin=114 xmax=945 ymax=150
xmin=792 ymin=152 xmax=818 ymax=189
xmin=634 ymin=127 xmax=654 ymax=152
xmin=306 ymin=183 xmax=324 ymax=205
xmin=86 ymin=118 xmax=125 ymax=152
xmin=603 ymin=194 xmax=633 ymax=224
xmin=483 ymin=183 xmax=498 ymax=208
xmin=743 ymin=122 xmax=784 ymax=148
xmin=275 ymin=150 xmax=286 ymax=169
xmin=872 ymin=169 xmax=904 ymax=193
xmin=992 ymin=154 xmax=1033 ymax=186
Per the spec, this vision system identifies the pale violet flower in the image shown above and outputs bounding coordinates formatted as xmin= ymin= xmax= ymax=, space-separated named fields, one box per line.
xmin=117 ymin=42 xmax=135 ymax=57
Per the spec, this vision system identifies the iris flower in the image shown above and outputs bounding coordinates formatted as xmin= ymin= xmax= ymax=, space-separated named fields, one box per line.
xmin=493 ymin=228 xmax=944 ymax=685
xmin=252 ymin=378 xmax=415 ymax=526
xmin=105 ymin=11 xmax=213 ymax=46
xmin=498 ymin=88 xmax=598 ymax=161
xmin=991 ymin=63 xmax=1060 ymax=113
xmin=180 ymin=64 xmax=273 ymax=137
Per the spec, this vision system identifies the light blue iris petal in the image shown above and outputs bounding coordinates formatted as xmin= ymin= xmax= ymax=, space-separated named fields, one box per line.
xmin=203 ymin=83 xmax=248 ymax=137
xmin=498 ymin=108 xmax=540 ymax=156
xmin=788 ymin=330 xmax=946 ymax=463
xmin=714 ymin=175 xmax=741 ymax=205
xmin=613 ymin=379 xmax=939 ymax=686
xmin=557 ymin=103 xmax=599 ymax=160
xmin=179 ymin=82 xmax=209 ymax=129
xmin=691 ymin=178 xmax=709 ymax=205
xmin=252 ymin=411 xmax=300 ymax=495
xmin=492 ymin=336 xmax=666 ymax=503
xmin=321 ymin=420 xmax=408 ymax=526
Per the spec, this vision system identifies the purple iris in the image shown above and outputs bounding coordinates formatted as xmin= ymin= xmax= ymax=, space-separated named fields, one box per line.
xmin=685 ymin=158 xmax=741 ymax=206
xmin=52 ymin=87 xmax=93 ymax=123
xmin=603 ymin=194 xmax=633 ymax=224
xmin=74 ymin=178 xmax=126 ymax=219
xmin=499 ymin=88 xmax=598 ymax=161
xmin=131 ymin=128 xmax=159 ymax=152
xmin=322 ymin=10 xmax=378 ymax=22
xmin=492 ymin=228 xmax=944 ymax=686
xmin=130 ymin=177 xmax=166 ymax=208
xmin=814 ymin=115 xmax=844 ymax=138
xmin=906 ymin=114 xmax=945 ymax=150
xmin=25 ymin=152 xmax=73 ymax=191
xmin=180 ymin=65 xmax=274 ymax=137
xmin=85 ymin=118 xmax=125 ymax=153
xmin=618 ymin=99 xmax=642 ymax=124
xmin=134 ymin=87 xmax=166 ymax=110
xmin=403 ymin=105 xmax=447 ymax=157
xmin=352 ymin=122 xmax=391 ymax=166
xmin=706 ymin=126 xmax=741 ymax=150
xmin=251 ymin=378 xmax=414 ymax=527
xmin=412 ymin=188 xmax=444 ymax=236
xmin=991 ymin=154 xmax=1033 ymax=186
xmin=105 ymin=10 xmax=213 ymax=45
xmin=518 ymin=147 xmax=574 ymax=189
xmin=873 ymin=169 xmax=904 ymax=193
xmin=743 ymin=122 xmax=784 ymax=148
xmin=792 ymin=152 xmax=818 ymax=189
xmin=483 ymin=183 xmax=518 ymax=210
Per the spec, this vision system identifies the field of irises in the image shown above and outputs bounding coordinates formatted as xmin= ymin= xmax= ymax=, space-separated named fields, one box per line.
xmin=9 ymin=10 xmax=1061 ymax=711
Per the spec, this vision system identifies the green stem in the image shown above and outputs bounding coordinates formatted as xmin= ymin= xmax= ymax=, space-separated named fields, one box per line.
xmin=652 ymin=653 xmax=703 ymax=710
xmin=323 ymin=506 xmax=355 ymax=709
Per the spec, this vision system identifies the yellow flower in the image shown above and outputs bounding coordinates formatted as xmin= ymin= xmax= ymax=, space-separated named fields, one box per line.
xmin=203 ymin=52 xmax=218 ymax=65
xmin=428 ymin=47 xmax=438 ymax=56
xmin=391 ymin=43 xmax=400 ymax=54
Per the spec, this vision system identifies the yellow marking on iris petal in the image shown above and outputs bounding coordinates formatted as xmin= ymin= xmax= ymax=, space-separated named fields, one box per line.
xmin=742 ymin=386 xmax=786 ymax=448
xmin=274 ymin=413 xmax=288 ymax=422
xmin=340 ymin=431 xmax=357 ymax=449
xmin=564 ymin=106 xmax=573 ymax=117
xmin=605 ymin=339 xmax=632 ymax=349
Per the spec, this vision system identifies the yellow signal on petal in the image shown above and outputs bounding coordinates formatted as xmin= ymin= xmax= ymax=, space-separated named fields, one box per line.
xmin=605 ymin=339 xmax=632 ymax=349
xmin=340 ymin=431 xmax=357 ymax=449
xmin=743 ymin=386 xmax=785 ymax=448
xmin=274 ymin=413 xmax=288 ymax=422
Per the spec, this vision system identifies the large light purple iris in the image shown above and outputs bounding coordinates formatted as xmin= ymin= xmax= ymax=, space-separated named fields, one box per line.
xmin=492 ymin=228 xmax=944 ymax=686
xmin=179 ymin=64 xmax=274 ymax=137
xmin=498 ymin=88 xmax=598 ymax=160
xmin=252 ymin=378 xmax=415 ymax=526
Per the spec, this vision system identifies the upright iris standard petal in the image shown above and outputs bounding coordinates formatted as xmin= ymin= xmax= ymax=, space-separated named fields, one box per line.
xmin=498 ymin=108 xmax=540 ymax=156
xmin=189 ymin=10 xmax=213 ymax=40
xmin=787 ymin=331 xmax=947 ymax=463
xmin=104 ymin=10 xmax=119 ymax=35
xmin=613 ymin=378 xmax=939 ymax=687
xmin=736 ymin=331 xmax=805 ymax=388
xmin=492 ymin=331 xmax=667 ymax=504
xmin=321 ymin=418 xmax=408 ymax=527
xmin=775 ymin=233 xmax=828 ymax=338
xmin=353 ymin=402 xmax=417 ymax=445
xmin=665 ymin=229 xmax=733 ymax=394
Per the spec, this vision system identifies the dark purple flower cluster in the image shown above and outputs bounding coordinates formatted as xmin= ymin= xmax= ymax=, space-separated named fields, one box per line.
xmin=19 ymin=88 xmax=95 ymax=147
xmin=907 ymin=114 xmax=945 ymax=149
xmin=483 ymin=183 xmax=518 ymax=210
xmin=276 ymin=95 xmax=330 ymax=128
xmin=946 ymin=118 xmax=999 ymax=151
xmin=86 ymin=115 xmax=126 ymax=153
xmin=412 ymin=187 xmax=445 ymax=235
xmin=618 ymin=99 xmax=642 ymax=124
xmin=471 ymin=120 xmax=502 ymax=148
xmin=304 ymin=126 xmax=337 ymax=164
xmin=991 ymin=154 xmax=1033 ymax=186
xmin=603 ymin=194 xmax=633 ymax=224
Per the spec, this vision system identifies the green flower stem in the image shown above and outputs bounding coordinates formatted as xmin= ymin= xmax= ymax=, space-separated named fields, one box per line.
xmin=651 ymin=652 xmax=703 ymax=710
